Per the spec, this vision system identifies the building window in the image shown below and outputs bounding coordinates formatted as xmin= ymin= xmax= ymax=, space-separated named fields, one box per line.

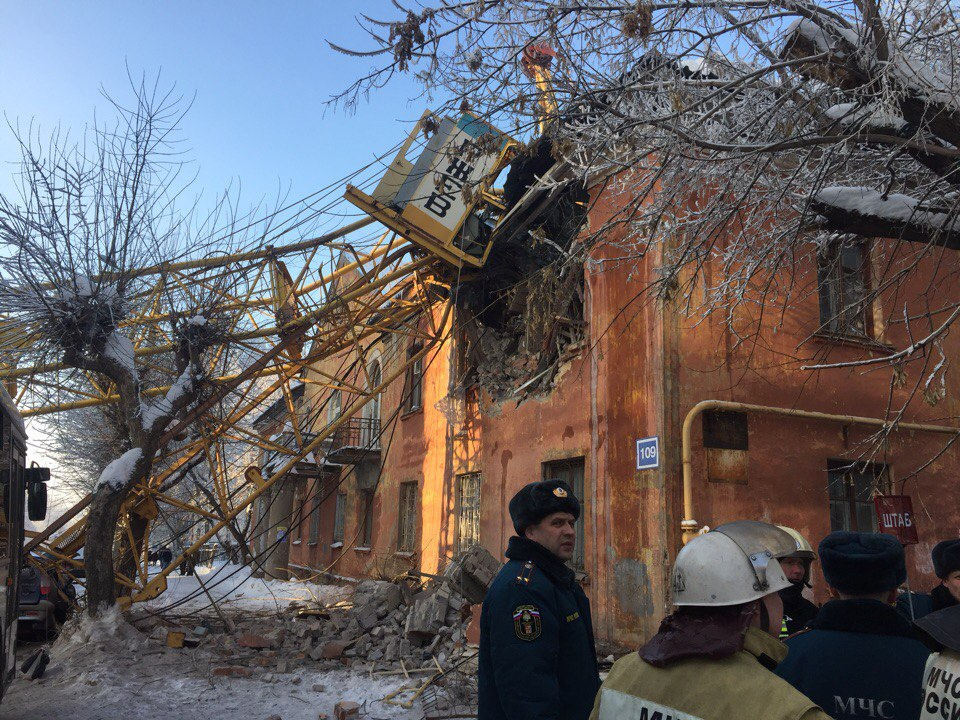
xmin=360 ymin=489 xmax=375 ymax=547
xmin=292 ymin=483 xmax=305 ymax=541
xmin=327 ymin=389 xmax=342 ymax=426
xmin=703 ymin=411 xmax=748 ymax=450
xmin=827 ymin=460 xmax=890 ymax=532
xmin=368 ymin=360 xmax=382 ymax=420
xmin=542 ymin=458 xmax=586 ymax=570
xmin=333 ymin=492 xmax=346 ymax=544
xmin=818 ymin=239 xmax=871 ymax=337
xmin=405 ymin=345 xmax=423 ymax=412
xmin=308 ymin=480 xmax=322 ymax=544
xmin=398 ymin=482 xmax=418 ymax=552
xmin=455 ymin=473 xmax=482 ymax=554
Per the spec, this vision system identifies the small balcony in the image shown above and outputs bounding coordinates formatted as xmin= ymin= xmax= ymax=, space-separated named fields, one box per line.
xmin=326 ymin=417 xmax=382 ymax=465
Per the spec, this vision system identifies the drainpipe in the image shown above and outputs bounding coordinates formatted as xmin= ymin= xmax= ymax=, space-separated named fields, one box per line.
xmin=681 ymin=400 xmax=960 ymax=543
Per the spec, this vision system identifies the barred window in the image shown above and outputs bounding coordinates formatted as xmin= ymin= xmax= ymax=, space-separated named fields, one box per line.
xmin=398 ymin=482 xmax=418 ymax=552
xmin=455 ymin=473 xmax=481 ymax=554
xmin=333 ymin=492 xmax=346 ymax=544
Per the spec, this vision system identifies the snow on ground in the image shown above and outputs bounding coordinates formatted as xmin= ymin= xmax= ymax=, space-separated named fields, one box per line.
xmin=0 ymin=565 xmax=419 ymax=720
xmin=142 ymin=561 xmax=351 ymax=614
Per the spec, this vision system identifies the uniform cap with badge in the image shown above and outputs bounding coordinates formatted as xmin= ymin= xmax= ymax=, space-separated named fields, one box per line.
xmin=508 ymin=478 xmax=580 ymax=534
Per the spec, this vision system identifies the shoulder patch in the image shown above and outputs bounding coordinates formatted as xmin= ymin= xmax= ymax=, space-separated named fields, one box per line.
xmin=513 ymin=604 xmax=542 ymax=641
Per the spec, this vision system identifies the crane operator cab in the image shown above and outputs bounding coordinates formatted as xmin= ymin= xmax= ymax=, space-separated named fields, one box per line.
xmin=344 ymin=110 xmax=516 ymax=268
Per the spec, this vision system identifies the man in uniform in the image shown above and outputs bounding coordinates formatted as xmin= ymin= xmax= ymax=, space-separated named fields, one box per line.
xmin=590 ymin=521 xmax=831 ymax=720
xmin=898 ymin=538 xmax=960 ymax=619
xmin=776 ymin=531 xmax=930 ymax=720
xmin=777 ymin=526 xmax=819 ymax=637
xmin=478 ymin=479 xmax=599 ymax=720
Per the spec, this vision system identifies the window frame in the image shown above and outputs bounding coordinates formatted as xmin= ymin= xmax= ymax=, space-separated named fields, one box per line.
xmin=455 ymin=472 xmax=482 ymax=555
xmin=308 ymin=479 xmax=322 ymax=545
xmin=404 ymin=344 xmax=424 ymax=413
xmin=397 ymin=481 xmax=418 ymax=553
xmin=359 ymin=488 xmax=375 ymax=548
xmin=817 ymin=238 xmax=872 ymax=339
xmin=332 ymin=492 xmax=346 ymax=545
xmin=542 ymin=458 xmax=586 ymax=571
xmin=826 ymin=460 xmax=890 ymax=533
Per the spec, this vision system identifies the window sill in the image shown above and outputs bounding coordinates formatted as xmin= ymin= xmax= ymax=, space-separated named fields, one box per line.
xmin=330 ymin=542 xmax=344 ymax=549
xmin=354 ymin=546 xmax=372 ymax=553
xmin=812 ymin=332 xmax=894 ymax=353
xmin=291 ymin=540 xmax=302 ymax=545
xmin=394 ymin=551 xmax=415 ymax=558
xmin=307 ymin=542 xmax=318 ymax=547
xmin=401 ymin=406 xmax=423 ymax=420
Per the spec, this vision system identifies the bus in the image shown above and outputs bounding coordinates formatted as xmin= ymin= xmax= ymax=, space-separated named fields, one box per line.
xmin=0 ymin=386 xmax=47 ymax=701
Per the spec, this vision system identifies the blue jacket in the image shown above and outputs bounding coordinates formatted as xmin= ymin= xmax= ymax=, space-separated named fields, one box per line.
xmin=776 ymin=599 xmax=930 ymax=720
xmin=478 ymin=536 xmax=600 ymax=720
xmin=896 ymin=584 xmax=958 ymax=621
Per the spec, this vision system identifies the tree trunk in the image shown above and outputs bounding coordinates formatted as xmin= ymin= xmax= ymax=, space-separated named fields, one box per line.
xmin=84 ymin=486 xmax=127 ymax=614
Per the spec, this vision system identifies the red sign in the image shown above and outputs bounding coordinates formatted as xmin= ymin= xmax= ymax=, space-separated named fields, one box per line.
xmin=874 ymin=495 xmax=919 ymax=545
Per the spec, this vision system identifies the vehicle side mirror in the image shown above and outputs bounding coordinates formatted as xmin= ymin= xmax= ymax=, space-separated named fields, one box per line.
xmin=26 ymin=467 xmax=49 ymax=522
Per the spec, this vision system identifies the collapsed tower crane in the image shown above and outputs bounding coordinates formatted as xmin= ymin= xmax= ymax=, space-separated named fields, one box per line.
xmin=0 ymin=108 xmax=520 ymax=608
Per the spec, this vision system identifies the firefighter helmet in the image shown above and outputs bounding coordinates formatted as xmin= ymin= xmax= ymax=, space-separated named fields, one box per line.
xmin=672 ymin=521 xmax=795 ymax=607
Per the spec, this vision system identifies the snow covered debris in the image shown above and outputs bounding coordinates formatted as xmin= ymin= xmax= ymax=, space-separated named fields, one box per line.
xmin=95 ymin=448 xmax=143 ymax=491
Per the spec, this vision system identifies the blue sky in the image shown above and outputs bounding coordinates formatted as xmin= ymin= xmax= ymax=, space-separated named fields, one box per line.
xmin=0 ymin=1 xmax=429 ymax=217
xmin=0 ymin=2 xmax=438 ymax=502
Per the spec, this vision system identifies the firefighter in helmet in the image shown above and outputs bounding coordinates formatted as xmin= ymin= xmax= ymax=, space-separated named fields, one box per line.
xmin=777 ymin=525 xmax=819 ymax=637
xmin=589 ymin=521 xmax=830 ymax=720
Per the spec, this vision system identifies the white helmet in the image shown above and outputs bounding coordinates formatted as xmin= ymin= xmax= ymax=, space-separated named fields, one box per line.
xmin=672 ymin=521 xmax=795 ymax=606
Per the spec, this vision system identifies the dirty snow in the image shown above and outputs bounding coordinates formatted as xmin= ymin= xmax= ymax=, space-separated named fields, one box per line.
xmin=94 ymin=448 xmax=143 ymax=491
xmin=0 ymin=583 xmax=423 ymax=720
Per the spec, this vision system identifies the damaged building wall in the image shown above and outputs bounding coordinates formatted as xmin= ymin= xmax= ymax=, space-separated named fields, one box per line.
xmin=269 ymin=190 xmax=960 ymax=649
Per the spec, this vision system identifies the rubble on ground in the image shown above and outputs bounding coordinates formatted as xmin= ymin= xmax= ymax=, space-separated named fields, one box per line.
xmin=121 ymin=545 xmax=502 ymax=719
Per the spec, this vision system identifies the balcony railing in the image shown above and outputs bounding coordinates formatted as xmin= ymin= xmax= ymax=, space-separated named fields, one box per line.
xmin=324 ymin=417 xmax=382 ymax=465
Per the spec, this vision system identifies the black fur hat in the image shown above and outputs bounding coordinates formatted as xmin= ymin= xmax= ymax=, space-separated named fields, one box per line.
xmin=933 ymin=539 xmax=960 ymax=579
xmin=819 ymin=531 xmax=906 ymax=595
xmin=509 ymin=479 xmax=580 ymax=535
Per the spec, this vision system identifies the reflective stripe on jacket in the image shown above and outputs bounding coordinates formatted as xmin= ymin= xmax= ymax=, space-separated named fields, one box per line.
xmin=589 ymin=627 xmax=830 ymax=720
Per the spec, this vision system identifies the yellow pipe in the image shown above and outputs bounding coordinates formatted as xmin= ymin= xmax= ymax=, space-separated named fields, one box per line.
xmin=681 ymin=400 xmax=960 ymax=543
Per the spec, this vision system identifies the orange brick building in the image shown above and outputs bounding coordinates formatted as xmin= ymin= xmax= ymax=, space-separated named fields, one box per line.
xmin=256 ymin=194 xmax=960 ymax=647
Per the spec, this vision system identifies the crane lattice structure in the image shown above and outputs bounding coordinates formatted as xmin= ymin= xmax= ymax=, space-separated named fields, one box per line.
xmin=0 ymin=107 xmax=518 ymax=606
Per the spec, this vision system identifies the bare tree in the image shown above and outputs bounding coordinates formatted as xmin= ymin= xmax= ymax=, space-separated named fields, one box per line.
xmin=334 ymin=0 xmax=960 ymax=410
xmin=0 ymin=75 xmax=266 ymax=612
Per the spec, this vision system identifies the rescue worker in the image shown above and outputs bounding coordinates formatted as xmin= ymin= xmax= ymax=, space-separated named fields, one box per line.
xmin=777 ymin=525 xmax=819 ymax=637
xmin=589 ymin=520 xmax=831 ymax=720
xmin=897 ymin=538 xmax=960 ymax=620
xmin=912 ymin=605 xmax=960 ymax=720
xmin=776 ymin=531 xmax=930 ymax=720
xmin=478 ymin=478 xmax=600 ymax=720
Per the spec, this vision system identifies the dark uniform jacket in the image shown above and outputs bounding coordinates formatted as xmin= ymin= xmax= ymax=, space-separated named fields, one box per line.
xmin=781 ymin=583 xmax=819 ymax=637
xmin=478 ymin=536 xmax=600 ymax=720
xmin=897 ymin=584 xmax=958 ymax=621
xmin=776 ymin=599 xmax=931 ymax=720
